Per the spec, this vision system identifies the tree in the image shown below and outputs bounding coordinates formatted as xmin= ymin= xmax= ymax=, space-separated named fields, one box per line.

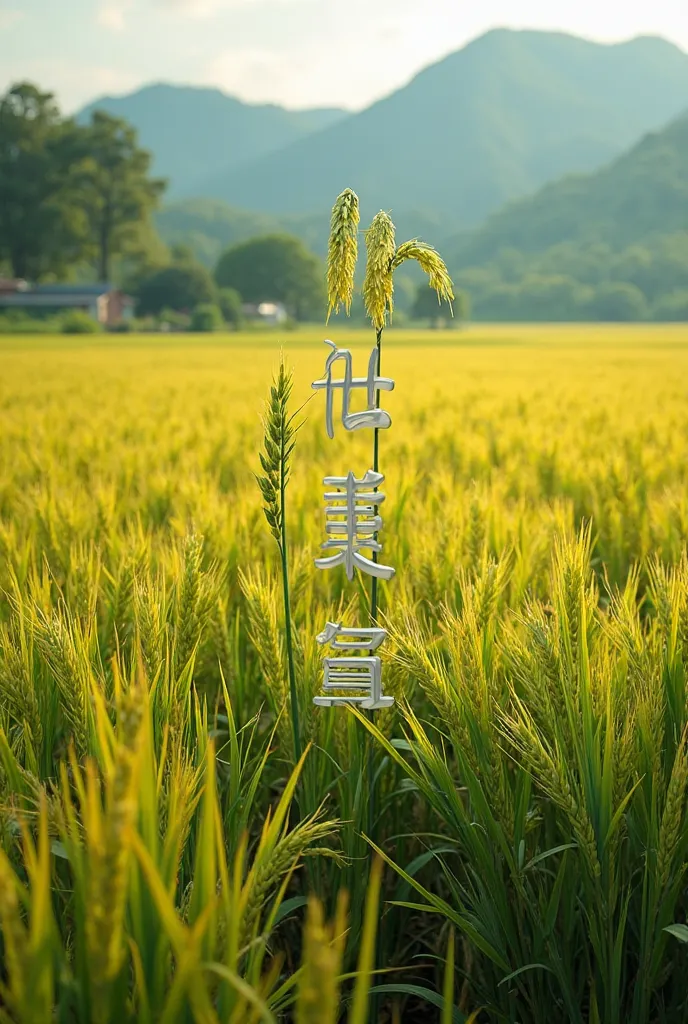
xmin=0 ymin=83 xmax=83 ymax=279
xmin=137 ymin=259 xmax=216 ymax=316
xmin=411 ymin=282 xmax=468 ymax=326
xmin=191 ymin=303 xmax=224 ymax=332
xmin=218 ymin=287 xmax=244 ymax=328
xmin=76 ymin=111 xmax=166 ymax=282
xmin=586 ymin=281 xmax=648 ymax=322
xmin=215 ymin=234 xmax=323 ymax=321
xmin=652 ymin=290 xmax=688 ymax=322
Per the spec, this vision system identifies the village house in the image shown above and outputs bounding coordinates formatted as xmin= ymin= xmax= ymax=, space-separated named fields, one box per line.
xmin=240 ymin=301 xmax=288 ymax=326
xmin=0 ymin=280 xmax=135 ymax=327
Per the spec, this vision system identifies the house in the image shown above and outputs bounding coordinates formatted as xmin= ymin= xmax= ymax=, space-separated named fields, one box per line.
xmin=241 ymin=301 xmax=288 ymax=326
xmin=0 ymin=282 xmax=135 ymax=327
xmin=0 ymin=278 xmax=31 ymax=297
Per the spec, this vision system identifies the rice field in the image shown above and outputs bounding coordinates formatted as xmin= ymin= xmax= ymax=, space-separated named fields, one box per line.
xmin=1 ymin=323 xmax=688 ymax=1022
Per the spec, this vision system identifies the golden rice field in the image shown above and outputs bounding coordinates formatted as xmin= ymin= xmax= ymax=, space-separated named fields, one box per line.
xmin=1 ymin=322 xmax=688 ymax=1023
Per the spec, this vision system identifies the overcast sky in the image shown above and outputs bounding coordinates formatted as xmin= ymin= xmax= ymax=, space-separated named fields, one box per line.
xmin=1 ymin=0 xmax=687 ymax=113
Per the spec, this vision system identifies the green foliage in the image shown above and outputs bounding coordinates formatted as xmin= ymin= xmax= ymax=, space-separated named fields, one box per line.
xmin=359 ymin=533 xmax=688 ymax=1021
xmin=215 ymin=234 xmax=323 ymax=321
xmin=255 ymin=359 xmax=302 ymax=761
xmin=0 ymin=82 xmax=166 ymax=285
xmin=412 ymin=283 xmax=467 ymax=325
xmin=137 ymin=259 xmax=217 ymax=315
xmin=0 ymin=679 xmax=344 ymax=1022
xmin=60 ymin=310 xmax=101 ymax=334
xmin=451 ymin=112 xmax=688 ymax=265
xmin=156 ymin=199 xmax=294 ymax=268
xmin=156 ymin=200 xmax=450 ymax=273
xmin=447 ymin=112 xmax=688 ymax=322
xmin=0 ymin=83 xmax=85 ymax=280
xmin=75 ymin=111 xmax=166 ymax=281
xmin=587 ymin=281 xmax=649 ymax=322
xmin=0 ymin=313 xmax=62 ymax=334
xmin=157 ymin=307 xmax=191 ymax=331
xmin=190 ymin=302 xmax=224 ymax=332
xmin=218 ymin=287 xmax=244 ymax=328
xmin=653 ymin=289 xmax=688 ymax=322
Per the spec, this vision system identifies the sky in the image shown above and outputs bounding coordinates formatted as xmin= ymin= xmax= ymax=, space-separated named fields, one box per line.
xmin=1 ymin=0 xmax=688 ymax=113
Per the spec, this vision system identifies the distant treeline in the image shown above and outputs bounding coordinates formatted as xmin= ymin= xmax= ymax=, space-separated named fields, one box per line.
xmin=3 ymin=79 xmax=687 ymax=323
xmin=453 ymin=238 xmax=688 ymax=322
xmin=445 ymin=111 xmax=688 ymax=322
xmin=0 ymin=83 xmax=165 ymax=284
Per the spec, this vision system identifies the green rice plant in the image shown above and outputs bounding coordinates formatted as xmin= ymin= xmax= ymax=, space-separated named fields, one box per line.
xmin=295 ymin=891 xmax=348 ymax=1022
xmin=356 ymin=530 xmax=688 ymax=1021
xmin=256 ymin=356 xmax=303 ymax=764
xmin=4 ymin=321 xmax=688 ymax=1019
xmin=0 ymin=666 xmax=342 ymax=1022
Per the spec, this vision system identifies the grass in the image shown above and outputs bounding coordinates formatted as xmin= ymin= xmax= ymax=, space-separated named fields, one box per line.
xmin=0 ymin=323 xmax=688 ymax=1021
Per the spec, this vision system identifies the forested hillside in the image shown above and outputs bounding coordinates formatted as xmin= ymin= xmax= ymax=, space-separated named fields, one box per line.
xmin=445 ymin=112 xmax=688 ymax=320
xmin=198 ymin=30 xmax=688 ymax=230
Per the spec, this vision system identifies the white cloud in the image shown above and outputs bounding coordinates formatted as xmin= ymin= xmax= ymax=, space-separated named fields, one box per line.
xmin=98 ymin=3 xmax=131 ymax=31
xmin=0 ymin=8 xmax=22 ymax=30
xmin=159 ymin=0 xmax=309 ymax=16
xmin=204 ymin=47 xmax=302 ymax=100
xmin=200 ymin=9 xmax=465 ymax=110
xmin=0 ymin=57 xmax=143 ymax=112
xmin=204 ymin=43 xmax=404 ymax=109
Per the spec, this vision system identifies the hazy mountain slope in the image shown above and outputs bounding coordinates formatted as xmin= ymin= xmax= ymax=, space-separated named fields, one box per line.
xmin=156 ymin=198 xmax=449 ymax=267
xmin=196 ymin=29 xmax=688 ymax=229
xmin=446 ymin=110 xmax=688 ymax=267
xmin=77 ymin=83 xmax=347 ymax=196
xmin=155 ymin=200 xmax=286 ymax=266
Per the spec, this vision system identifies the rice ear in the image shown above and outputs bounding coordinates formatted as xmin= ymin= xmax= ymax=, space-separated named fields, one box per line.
xmin=393 ymin=238 xmax=454 ymax=310
xmin=363 ymin=211 xmax=396 ymax=331
xmin=326 ymin=188 xmax=360 ymax=321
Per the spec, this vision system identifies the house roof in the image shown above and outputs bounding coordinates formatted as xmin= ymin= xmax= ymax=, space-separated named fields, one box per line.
xmin=34 ymin=283 xmax=114 ymax=296
xmin=0 ymin=291 xmax=134 ymax=308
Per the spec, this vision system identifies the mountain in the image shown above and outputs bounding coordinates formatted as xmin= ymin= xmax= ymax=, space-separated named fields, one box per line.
xmin=155 ymin=198 xmax=450 ymax=268
xmin=195 ymin=29 xmax=688 ymax=231
xmin=77 ymin=83 xmax=347 ymax=197
xmin=446 ymin=110 xmax=688 ymax=265
xmin=155 ymin=200 xmax=288 ymax=266
xmin=441 ymin=110 xmax=688 ymax=321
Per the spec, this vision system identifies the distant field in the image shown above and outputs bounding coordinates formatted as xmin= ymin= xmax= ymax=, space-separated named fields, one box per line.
xmin=2 ymin=323 xmax=687 ymax=583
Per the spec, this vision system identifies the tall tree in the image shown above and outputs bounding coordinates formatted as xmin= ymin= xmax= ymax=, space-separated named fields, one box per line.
xmin=77 ymin=111 xmax=166 ymax=282
xmin=0 ymin=83 xmax=83 ymax=279
xmin=411 ymin=282 xmax=468 ymax=326
xmin=136 ymin=253 xmax=217 ymax=315
xmin=215 ymin=234 xmax=324 ymax=320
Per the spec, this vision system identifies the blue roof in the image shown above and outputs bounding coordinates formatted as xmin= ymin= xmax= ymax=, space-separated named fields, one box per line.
xmin=34 ymin=283 xmax=113 ymax=295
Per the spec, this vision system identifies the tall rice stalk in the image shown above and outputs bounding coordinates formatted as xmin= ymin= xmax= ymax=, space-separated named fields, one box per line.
xmin=256 ymin=356 xmax=303 ymax=763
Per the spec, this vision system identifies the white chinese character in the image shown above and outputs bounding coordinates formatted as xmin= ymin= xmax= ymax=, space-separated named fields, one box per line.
xmin=312 ymin=339 xmax=395 ymax=439
xmin=315 ymin=469 xmax=395 ymax=581
xmin=313 ymin=622 xmax=393 ymax=709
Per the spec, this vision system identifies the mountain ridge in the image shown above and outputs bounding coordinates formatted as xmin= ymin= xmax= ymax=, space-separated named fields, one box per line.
xmin=189 ymin=29 xmax=688 ymax=231
xmin=446 ymin=108 xmax=688 ymax=266
xmin=438 ymin=107 xmax=688 ymax=320
xmin=77 ymin=82 xmax=347 ymax=197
